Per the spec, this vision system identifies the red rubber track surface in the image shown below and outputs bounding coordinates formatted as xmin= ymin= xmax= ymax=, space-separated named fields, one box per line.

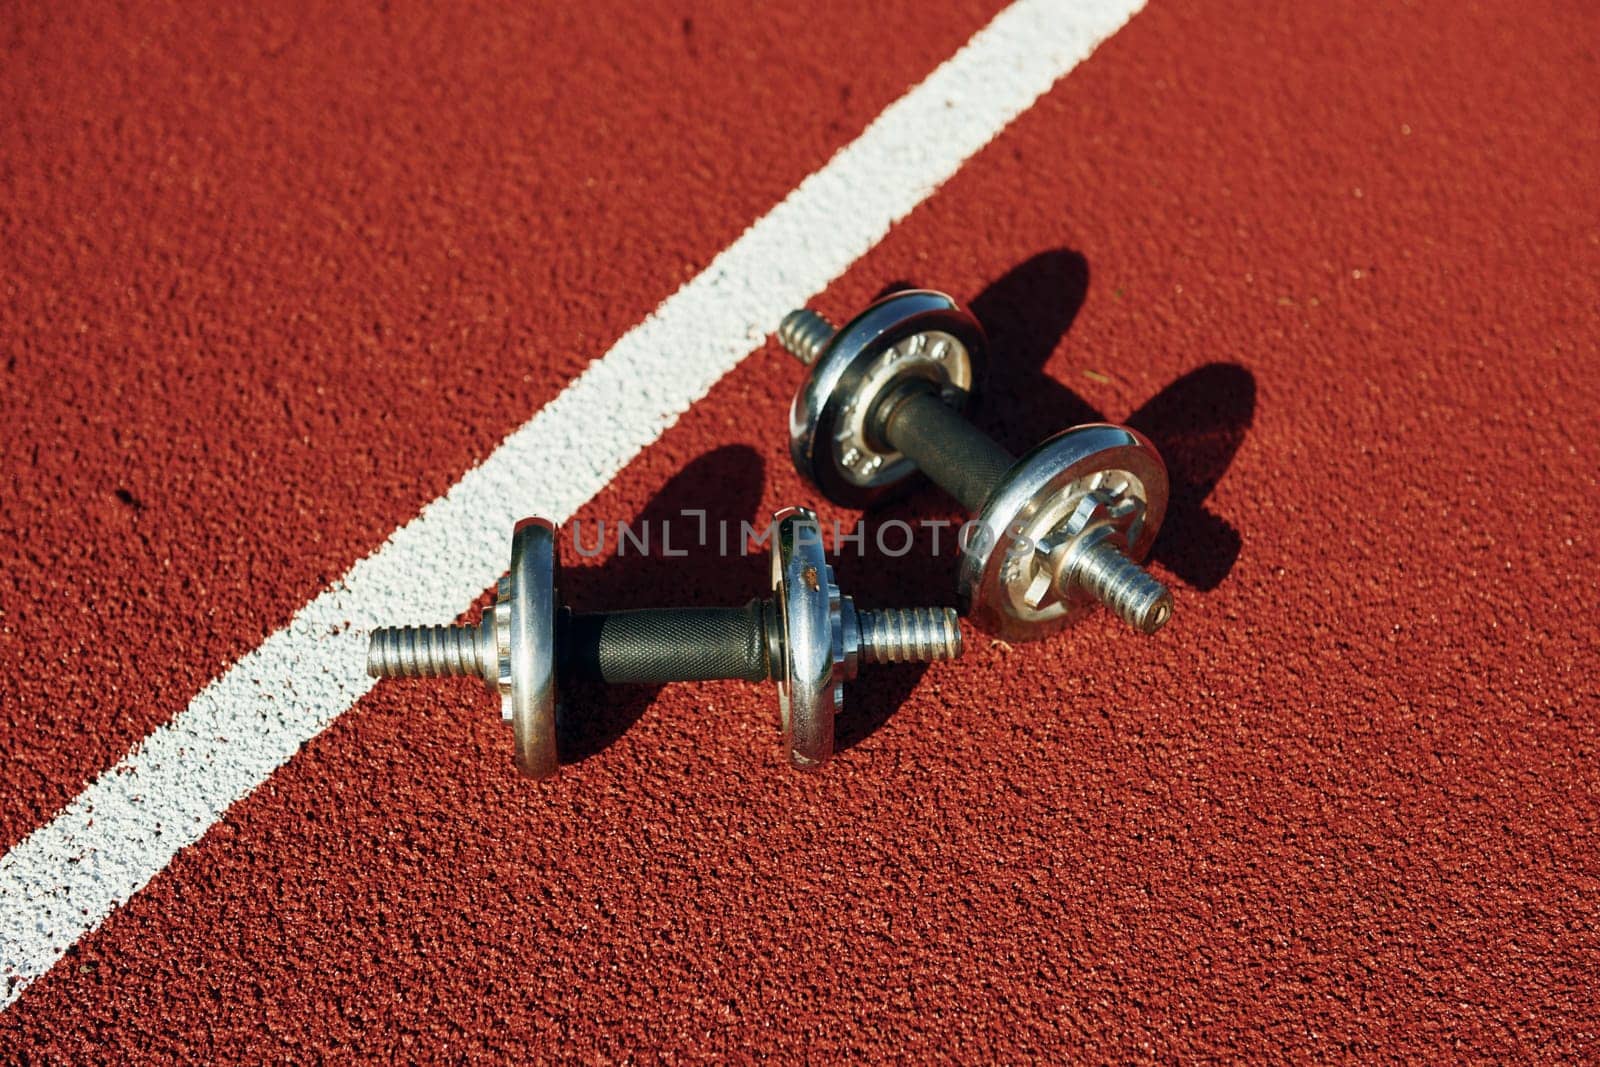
xmin=0 ymin=0 xmax=1006 ymax=849
xmin=4 ymin=0 xmax=1599 ymax=1060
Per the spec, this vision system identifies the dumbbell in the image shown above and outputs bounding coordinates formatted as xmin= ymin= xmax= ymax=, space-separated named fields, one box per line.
xmin=778 ymin=289 xmax=1172 ymax=640
xmin=367 ymin=507 xmax=962 ymax=777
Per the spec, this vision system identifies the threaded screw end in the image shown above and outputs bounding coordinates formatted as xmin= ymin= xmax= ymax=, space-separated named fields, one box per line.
xmin=1070 ymin=541 xmax=1173 ymax=635
xmin=857 ymin=607 xmax=963 ymax=665
xmin=777 ymin=308 xmax=837 ymax=365
xmin=368 ymin=624 xmax=485 ymax=679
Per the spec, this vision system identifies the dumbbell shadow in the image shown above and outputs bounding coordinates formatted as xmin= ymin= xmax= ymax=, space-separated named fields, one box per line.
xmin=553 ymin=444 xmax=954 ymax=765
xmin=553 ymin=444 xmax=770 ymax=766
xmin=842 ymin=249 xmax=1254 ymax=599
xmin=825 ymin=496 xmax=962 ymax=752
xmin=974 ymin=249 xmax=1254 ymax=593
xmin=547 ymin=248 xmax=1254 ymax=765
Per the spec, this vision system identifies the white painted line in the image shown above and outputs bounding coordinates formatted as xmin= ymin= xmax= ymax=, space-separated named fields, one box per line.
xmin=0 ymin=0 xmax=1146 ymax=1009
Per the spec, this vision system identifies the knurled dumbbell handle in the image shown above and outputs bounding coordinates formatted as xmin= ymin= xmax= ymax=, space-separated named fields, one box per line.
xmin=559 ymin=598 xmax=964 ymax=685
xmin=881 ymin=387 xmax=1016 ymax=513
xmin=373 ymin=601 xmax=962 ymax=685
xmin=562 ymin=602 xmax=772 ymax=685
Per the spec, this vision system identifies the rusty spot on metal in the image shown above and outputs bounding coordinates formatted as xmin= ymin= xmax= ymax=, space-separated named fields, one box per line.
xmin=802 ymin=565 xmax=821 ymax=591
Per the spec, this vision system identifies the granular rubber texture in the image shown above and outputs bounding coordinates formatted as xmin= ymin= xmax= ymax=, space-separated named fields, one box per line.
xmin=2 ymin=0 xmax=1598 ymax=1060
